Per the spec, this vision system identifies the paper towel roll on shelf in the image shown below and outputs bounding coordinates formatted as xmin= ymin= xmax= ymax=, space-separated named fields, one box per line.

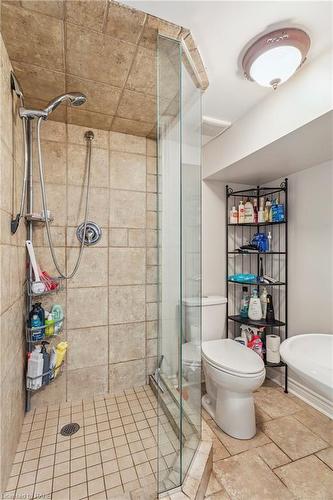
xmin=266 ymin=334 xmax=281 ymax=363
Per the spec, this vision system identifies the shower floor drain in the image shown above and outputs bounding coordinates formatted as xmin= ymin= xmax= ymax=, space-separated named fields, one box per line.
xmin=60 ymin=423 xmax=80 ymax=437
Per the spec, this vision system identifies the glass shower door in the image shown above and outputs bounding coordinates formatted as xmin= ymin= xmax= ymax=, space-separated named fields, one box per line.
xmin=157 ymin=35 xmax=202 ymax=493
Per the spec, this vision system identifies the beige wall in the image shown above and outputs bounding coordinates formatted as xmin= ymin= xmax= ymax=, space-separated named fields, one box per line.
xmin=29 ymin=120 xmax=158 ymax=409
xmin=0 ymin=35 xmax=26 ymax=493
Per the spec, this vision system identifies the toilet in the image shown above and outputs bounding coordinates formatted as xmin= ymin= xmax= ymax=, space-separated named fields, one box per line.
xmin=184 ymin=295 xmax=265 ymax=440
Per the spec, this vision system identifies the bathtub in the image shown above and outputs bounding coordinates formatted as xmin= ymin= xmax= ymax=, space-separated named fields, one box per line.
xmin=280 ymin=334 xmax=333 ymax=403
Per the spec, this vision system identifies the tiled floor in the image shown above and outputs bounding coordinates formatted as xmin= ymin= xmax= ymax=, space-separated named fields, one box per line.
xmin=204 ymin=380 xmax=333 ymax=500
xmin=5 ymin=385 xmax=179 ymax=500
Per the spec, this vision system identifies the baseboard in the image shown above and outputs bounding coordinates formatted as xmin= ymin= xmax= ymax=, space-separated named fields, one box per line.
xmin=266 ymin=368 xmax=333 ymax=419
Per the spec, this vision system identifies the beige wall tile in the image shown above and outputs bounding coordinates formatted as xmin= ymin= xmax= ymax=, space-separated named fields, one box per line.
xmin=32 ymin=140 xmax=66 ymax=185
xmin=146 ymin=230 xmax=157 ymax=248
xmin=109 ymin=286 xmax=145 ymax=324
xmin=146 ymin=174 xmax=157 ymax=193
xmin=30 ymin=373 xmax=67 ymax=410
xmin=146 ymin=193 xmax=157 ymax=212
xmin=66 ymin=24 xmax=136 ymax=88
xmin=67 ymin=124 xmax=109 ymax=149
xmin=67 ymin=248 xmax=108 ymax=288
xmin=67 ymin=287 xmax=108 ymax=329
xmin=67 ymin=108 xmax=113 ymax=132
xmin=109 ymin=323 xmax=145 ymax=364
xmin=146 ymin=356 xmax=157 ymax=376
xmin=110 ymin=151 xmax=146 ymax=192
xmin=0 ymin=37 xmax=13 ymax=151
xmin=146 ymin=139 xmax=157 ymax=158
xmin=146 ymin=303 xmax=157 ymax=321
xmin=109 ymin=228 xmax=128 ymax=247
xmin=146 ymin=248 xmax=157 ymax=266
xmin=67 ymin=185 xmax=109 ymax=226
xmin=20 ymin=0 xmax=64 ymax=19
xmin=126 ymin=47 xmax=156 ymax=96
xmin=146 ymin=339 xmax=157 ymax=358
xmin=33 ymin=226 xmax=66 ymax=248
xmin=33 ymin=183 xmax=67 ymax=226
xmin=38 ymin=119 xmax=65 ymax=143
xmin=66 ymin=75 xmax=121 ymax=116
xmin=66 ymin=0 xmax=107 ymax=31
xmin=111 ymin=117 xmax=154 ymax=138
xmin=105 ymin=3 xmax=146 ymax=44
xmin=146 ymin=321 xmax=157 ymax=339
xmin=67 ymin=144 xmax=109 ymax=188
xmin=12 ymin=61 xmax=65 ymax=103
xmin=146 ymin=285 xmax=158 ymax=303
xmin=67 ymin=326 xmax=108 ymax=370
xmin=146 ymin=212 xmax=157 ymax=229
xmin=109 ymin=248 xmax=145 ymax=285
xmin=128 ymin=229 xmax=145 ymax=248
xmin=147 ymin=157 xmax=157 ymax=175
xmin=67 ymin=365 xmax=108 ymax=401
xmin=0 ymin=142 xmax=13 ymax=213
xmin=1 ymin=4 xmax=64 ymax=71
xmin=117 ymin=90 xmax=156 ymax=124
xmin=109 ymin=132 xmax=146 ymax=155
xmin=146 ymin=266 xmax=158 ymax=284
xmin=109 ymin=359 xmax=146 ymax=392
xmin=110 ymin=190 xmax=145 ymax=229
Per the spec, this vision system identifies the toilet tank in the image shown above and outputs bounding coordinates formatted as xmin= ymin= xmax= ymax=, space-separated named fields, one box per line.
xmin=183 ymin=295 xmax=227 ymax=343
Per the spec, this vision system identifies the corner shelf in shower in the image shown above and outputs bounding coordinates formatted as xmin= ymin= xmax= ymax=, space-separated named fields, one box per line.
xmin=226 ymin=180 xmax=288 ymax=392
xmin=26 ymin=317 xmax=65 ymax=343
xmin=26 ymin=361 xmax=65 ymax=392
xmin=27 ymin=277 xmax=64 ymax=297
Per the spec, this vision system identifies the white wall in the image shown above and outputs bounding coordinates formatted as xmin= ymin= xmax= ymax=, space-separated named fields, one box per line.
xmin=287 ymin=160 xmax=333 ymax=337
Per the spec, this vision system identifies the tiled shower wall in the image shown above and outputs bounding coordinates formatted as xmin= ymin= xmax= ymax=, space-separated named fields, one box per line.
xmin=0 ymin=35 xmax=26 ymax=492
xmin=30 ymin=120 xmax=158 ymax=409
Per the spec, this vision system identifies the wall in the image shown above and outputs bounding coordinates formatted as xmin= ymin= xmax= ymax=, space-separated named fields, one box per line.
xmin=29 ymin=120 xmax=158 ymax=409
xmin=0 ymin=35 xmax=26 ymax=493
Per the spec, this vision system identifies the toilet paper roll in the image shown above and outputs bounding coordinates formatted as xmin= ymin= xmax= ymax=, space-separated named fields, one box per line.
xmin=266 ymin=348 xmax=281 ymax=364
xmin=266 ymin=334 xmax=281 ymax=351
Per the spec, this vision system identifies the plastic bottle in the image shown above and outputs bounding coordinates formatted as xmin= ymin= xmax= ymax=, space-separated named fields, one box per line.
xmin=29 ymin=303 xmax=45 ymax=341
xmin=45 ymin=313 xmax=55 ymax=337
xmin=258 ymin=198 xmax=265 ymax=223
xmin=51 ymin=304 xmax=64 ymax=334
xmin=54 ymin=341 xmax=68 ymax=377
xmin=253 ymin=199 xmax=258 ymax=223
xmin=238 ymin=201 xmax=245 ymax=223
xmin=260 ymin=287 xmax=268 ymax=319
xmin=244 ymin=198 xmax=254 ymax=223
xmin=264 ymin=199 xmax=272 ymax=222
xmin=40 ymin=341 xmax=50 ymax=385
xmin=26 ymin=347 xmax=44 ymax=390
xmin=248 ymin=289 xmax=262 ymax=321
xmin=266 ymin=294 xmax=275 ymax=323
xmin=240 ymin=286 xmax=250 ymax=319
xmin=49 ymin=346 xmax=56 ymax=380
xmin=267 ymin=231 xmax=272 ymax=252
xmin=230 ymin=206 xmax=238 ymax=224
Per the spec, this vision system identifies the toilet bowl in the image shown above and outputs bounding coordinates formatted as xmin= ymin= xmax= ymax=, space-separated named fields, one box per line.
xmin=202 ymin=339 xmax=265 ymax=439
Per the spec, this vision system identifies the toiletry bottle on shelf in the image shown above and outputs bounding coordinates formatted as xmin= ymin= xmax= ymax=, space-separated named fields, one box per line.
xmin=253 ymin=199 xmax=258 ymax=223
xmin=267 ymin=231 xmax=272 ymax=252
xmin=248 ymin=289 xmax=262 ymax=321
xmin=26 ymin=346 xmax=43 ymax=390
xmin=244 ymin=198 xmax=254 ymax=223
xmin=240 ymin=325 xmax=249 ymax=346
xmin=266 ymin=294 xmax=275 ymax=323
xmin=49 ymin=346 xmax=56 ymax=380
xmin=260 ymin=287 xmax=268 ymax=319
xmin=45 ymin=313 xmax=55 ymax=337
xmin=264 ymin=199 xmax=271 ymax=222
xmin=230 ymin=206 xmax=238 ymax=224
xmin=259 ymin=257 xmax=264 ymax=283
xmin=238 ymin=200 xmax=245 ymax=223
xmin=40 ymin=341 xmax=50 ymax=385
xmin=240 ymin=286 xmax=250 ymax=319
xmin=54 ymin=341 xmax=68 ymax=377
xmin=51 ymin=304 xmax=64 ymax=334
xmin=30 ymin=313 xmax=43 ymax=341
xmin=258 ymin=197 xmax=265 ymax=223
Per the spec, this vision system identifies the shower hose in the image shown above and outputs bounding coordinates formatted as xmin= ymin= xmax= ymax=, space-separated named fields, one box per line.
xmin=36 ymin=116 xmax=92 ymax=279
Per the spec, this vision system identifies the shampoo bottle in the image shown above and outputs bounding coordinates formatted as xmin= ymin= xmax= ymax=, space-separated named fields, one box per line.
xmin=244 ymin=198 xmax=254 ymax=223
xmin=260 ymin=287 xmax=268 ymax=319
xmin=266 ymin=294 xmax=275 ymax=323
xmin=253 ymin=199 xmax=258 ymax=224
xmin=248 ymin=289 xmax=262 ymax=321
xmin=51 ymin=304 xmax=64 ymax=334
xmin=238 ymin=201 xmax=245 ymax=223
xmin=240 ymin=286 xmax=250 ymax=319
xmin=40 ymin=341 xmax=50 ymax=385
xmin=258 ymin=197 xmax=265 ymax=223
xmin=55 ymin=341 xmax=68 ymax=377
xmin=264 ymin=199 xmax=272 ymax=222
xmin=45 ymin=313 xmax=55 ymax=337
xmin=230 ymin=206 xmax=238 ymax=224
xmin=27 ymin=347 xmax=44 ymax=390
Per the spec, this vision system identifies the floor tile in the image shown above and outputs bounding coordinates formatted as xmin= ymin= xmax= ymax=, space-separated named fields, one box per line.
xmin=293 ymin=407 xmax=333 ymax=445
xmin=214 ymin=450 xmax=293 ymax=500
xmin=275 ymin=455 xmax=333 ymax=499
xmin=262 ymin=415 xmax=328 ymax=460
xmin=209 ymin=419 xmax=271 ymax=455
xmin=251 ymin=442 xmax=291 ymax=469
xmin=254 ymin=386 xmax=302 ymax=418
xmin=316 ymin=447 xmax=333 ymax=469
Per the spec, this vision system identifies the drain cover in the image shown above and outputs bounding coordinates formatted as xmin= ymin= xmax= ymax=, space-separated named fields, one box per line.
xmin=60 ymin=423 xmax=80 ymax=437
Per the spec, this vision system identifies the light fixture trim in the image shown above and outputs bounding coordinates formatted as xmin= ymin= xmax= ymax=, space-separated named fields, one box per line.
xmin=242 ymin=28 xmax=311 ymax=89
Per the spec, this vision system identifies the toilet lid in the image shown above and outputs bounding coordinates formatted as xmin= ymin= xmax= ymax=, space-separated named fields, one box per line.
xmin=202 ymin=339 xmax=264 ymax=375
xmin=182 ymin=342 xmax=201 ymax=365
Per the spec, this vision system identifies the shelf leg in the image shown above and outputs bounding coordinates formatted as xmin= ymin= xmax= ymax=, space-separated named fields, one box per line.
xmin=284 ymin=365 xmax=288 ymax=393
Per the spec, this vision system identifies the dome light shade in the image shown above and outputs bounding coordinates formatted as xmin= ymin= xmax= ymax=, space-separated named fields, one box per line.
xmin=242 ymin=28 xmax=310 ymax=89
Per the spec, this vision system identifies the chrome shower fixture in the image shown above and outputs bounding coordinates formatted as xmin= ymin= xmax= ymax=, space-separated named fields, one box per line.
xmin=19 ymin=92 xmax=87 ymax=120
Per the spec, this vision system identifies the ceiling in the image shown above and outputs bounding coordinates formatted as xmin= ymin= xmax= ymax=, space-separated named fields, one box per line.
xmin=1 ymin=0 xmax=205 ymax=137
xmin=124 ymin=1 xmax=333 ymax=125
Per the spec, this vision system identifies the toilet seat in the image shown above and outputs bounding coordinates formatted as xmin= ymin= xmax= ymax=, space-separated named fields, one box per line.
xmin=202 ymin=339 xmax=265 ymax=378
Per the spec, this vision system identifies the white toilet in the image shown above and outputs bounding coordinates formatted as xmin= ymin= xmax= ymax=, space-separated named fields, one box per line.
xmin=184 ymin=295 xmax=265 ymax=440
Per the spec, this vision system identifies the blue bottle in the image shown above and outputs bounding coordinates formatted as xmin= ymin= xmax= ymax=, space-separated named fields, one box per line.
xmin=29 ymin=303 xmax=45 ymax=341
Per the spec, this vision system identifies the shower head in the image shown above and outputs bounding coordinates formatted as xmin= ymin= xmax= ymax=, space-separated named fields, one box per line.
xmin=44 ymin=92 xmax=86 ymax=116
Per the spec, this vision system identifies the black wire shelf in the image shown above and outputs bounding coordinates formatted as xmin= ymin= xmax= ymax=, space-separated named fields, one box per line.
xmin=228 ymin=280 xmax=286 ymax=286
xmin=228 ymin=315 xmax=285 ymax=328
xmin=265 ymin=361 xmax=286 ymax=368
xmin=228 ymin=251 xmax=286 ymax=255
xmin=227 ymin=221 xmax=286 ymax=227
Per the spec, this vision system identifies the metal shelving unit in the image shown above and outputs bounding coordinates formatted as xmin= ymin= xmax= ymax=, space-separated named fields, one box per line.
xmin=226 ymin=180 xmax=288 ymax=392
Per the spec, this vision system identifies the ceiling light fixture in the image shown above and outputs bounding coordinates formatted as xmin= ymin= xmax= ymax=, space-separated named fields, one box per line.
xmin=242 ymin=28 xmax=310 ymax=89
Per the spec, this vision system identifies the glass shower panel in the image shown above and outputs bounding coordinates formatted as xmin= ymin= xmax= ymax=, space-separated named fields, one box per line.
xmin=157 ymin=35 xmax=182 ymax=493
xmin=180 ymin=57 xmax=202 ymax=480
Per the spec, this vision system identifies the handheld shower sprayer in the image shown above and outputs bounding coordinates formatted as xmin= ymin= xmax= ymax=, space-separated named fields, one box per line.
xmin=19 ymin=92 xmax=87 ymax=120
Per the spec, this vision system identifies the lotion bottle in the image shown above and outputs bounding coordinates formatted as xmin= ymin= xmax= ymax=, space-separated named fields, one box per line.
xmin=258 ymin=197 xmax=265 ymax=223
xmin=248 ymin=289 xmax=262 ymax=321
xmin=230 ymin=206 xmax=238 ymax=224
xmin=260 ymin=287 xmax=268 ymax=319
xmin=244 ymin=198 xmax=254 ymax=223
xmin=238 ymin=201 xmax=245 ymax=223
